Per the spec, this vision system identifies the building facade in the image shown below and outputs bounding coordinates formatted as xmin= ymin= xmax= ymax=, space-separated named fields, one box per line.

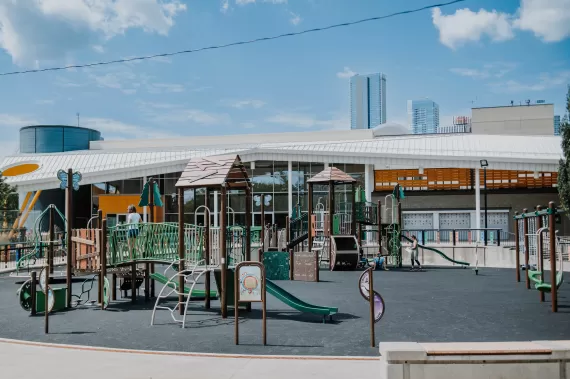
xmin=1 ymin=124 xmax=564 ymax=236
xmin=350 ymin=73 xmax=387 ymax=129
xmin=471 ymin=103 xmax=555 ymax=135
xmin=407 ymin=99 xmax=439 ymax=134
xmin=554 ymin=115 xmax=561 ymax=135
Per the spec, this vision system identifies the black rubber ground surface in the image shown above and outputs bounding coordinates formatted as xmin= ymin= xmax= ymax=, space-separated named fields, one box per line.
xmin=1 ymin=266 xmax=570 ymax=356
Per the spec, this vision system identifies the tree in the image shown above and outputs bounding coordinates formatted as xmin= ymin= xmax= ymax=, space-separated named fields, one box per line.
xmin=0 ymin=172 xmax=18 ymax=229
xmin=557 ymin=84 xmax=570 ymax=215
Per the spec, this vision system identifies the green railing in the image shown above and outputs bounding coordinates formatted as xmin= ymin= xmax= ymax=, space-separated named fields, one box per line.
xmin=355 ymin=201 xmax=377 ymax=224
xmin=289 ymin=212 xmax=308 ymax=244
xmin=107 ymin=223 xmax=204 ymax=266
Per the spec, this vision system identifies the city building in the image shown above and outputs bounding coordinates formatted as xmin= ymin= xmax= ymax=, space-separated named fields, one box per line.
xmin=0 ymin=120 xmax=565 ymax=236
xmin=471 ymin=103 xmax=554 ymax=135
xmin=407 ymin=99 xmax=439 ymax=134
xmin=350 ymin=73 xmax=387 ymax=129
xmin=554 ymin=115 xmax=561 ymax=135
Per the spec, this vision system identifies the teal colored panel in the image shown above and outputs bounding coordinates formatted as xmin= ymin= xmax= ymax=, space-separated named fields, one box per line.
xmin=263 ymin=251 xmax=290 ymax=280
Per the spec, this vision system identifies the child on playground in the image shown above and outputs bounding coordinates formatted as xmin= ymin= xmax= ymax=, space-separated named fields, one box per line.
xmin=126 ymin=205 xmax=141 ymax=258
xmin=372 ymin=251 xmax=389 ymax=271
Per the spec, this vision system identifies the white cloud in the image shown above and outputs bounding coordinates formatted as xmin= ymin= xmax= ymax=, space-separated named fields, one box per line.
xmin=513 ymin=0 xmax=570 ymax=42
xmin=80 ymin=117 xmax=177 ymax=140
xmin=221 ymin=0 xmax=230 ymax=13
xmin=84 ymin=66 xmax=184 ymax=94
xmin=490 ymin=70 xmax=570 ymax=93
xmin=138 ymin=102 xmax=232 ymax=126
xmin=289 ymin=12 xmax=302 ymax=25
xmin=235 ymin=0 xmax=287 ymax=5
xmin=433 ymin=0 xmax=570 ymax=49
xmin=92 ymin=45 xmax=105 ymax=53
xmin=0 ymin=113 xmax=37 ymax=161
xmin=225 ymin=99 xmax=266 ymax=109
xmin=0 ymin=0 xmax=186 ymax=66
xmin=337 ymin=67 xmax=356 ymax=79
xmin=35 ymin=99 xmax=55 ymax=105
xmin=266 ymin=113 xmax=348 ymax=130
xmin=450 ymin=62 xmax=517 ymax=79
xmin=432 ymin=7 xmax=514 ymax=49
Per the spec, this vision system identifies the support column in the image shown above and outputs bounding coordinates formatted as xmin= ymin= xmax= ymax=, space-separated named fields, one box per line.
xmin=364 ymin=164 xmax=374 ymax=202
xmin=475 ymin=168 xmax=481 ymax=241
xmin=143 ymin=176 xmax=148 ymax=222
xmin=364 ymin=164 xmax=374 ymax=242
xmin=288 ymin=160 xmax=293 ymax=217
xmin=213 ymin=190 xmax=219 ymax=227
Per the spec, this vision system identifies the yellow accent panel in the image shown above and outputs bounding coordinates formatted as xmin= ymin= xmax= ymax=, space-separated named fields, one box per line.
xmin=98 ymin=195 xmax=164 ymax=222
xmin=1 ymin=163 xmax=40 ymax=177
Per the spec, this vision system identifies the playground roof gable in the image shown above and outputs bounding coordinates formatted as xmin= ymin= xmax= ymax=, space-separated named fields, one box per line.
xmin=307 ymin=167 xmax=356 ymax=184
xmin=175 ymin=154 xmax=250 ymax=189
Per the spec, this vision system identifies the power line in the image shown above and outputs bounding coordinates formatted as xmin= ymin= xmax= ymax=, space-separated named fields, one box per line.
xmin=0 ymin=0 xmax=467 ymax=77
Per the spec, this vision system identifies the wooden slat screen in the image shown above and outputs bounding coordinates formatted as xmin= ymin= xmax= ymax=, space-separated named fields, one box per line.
xmin=375 ymin=169 xmax=557 ymax=192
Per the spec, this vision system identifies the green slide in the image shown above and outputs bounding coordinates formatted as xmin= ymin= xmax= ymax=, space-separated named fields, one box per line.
xmin=402 ymin=235 xmax=470 ymax=266
xmin=150 ymin=272 xmax=218 ymax=299
xmin=265 ymin=279 xmax=338 ymax=318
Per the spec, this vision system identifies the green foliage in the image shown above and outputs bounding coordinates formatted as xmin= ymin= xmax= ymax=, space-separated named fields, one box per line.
xmin=0 ymin=172 xmax=18 ymax=227
xmin=557 ymin=85 xmax=570 ymax=216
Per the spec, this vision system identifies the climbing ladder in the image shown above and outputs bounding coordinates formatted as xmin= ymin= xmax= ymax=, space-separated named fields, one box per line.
xmin=150 ymin=259 xmax=214 ymax=328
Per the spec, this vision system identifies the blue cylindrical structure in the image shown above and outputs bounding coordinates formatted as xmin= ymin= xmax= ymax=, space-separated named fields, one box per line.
xmin=19 ymin=125 xmax=102 ymax=154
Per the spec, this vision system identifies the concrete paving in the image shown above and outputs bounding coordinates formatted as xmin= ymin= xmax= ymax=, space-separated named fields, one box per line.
xmin=0 ymin=338 xmax=380 ymax=379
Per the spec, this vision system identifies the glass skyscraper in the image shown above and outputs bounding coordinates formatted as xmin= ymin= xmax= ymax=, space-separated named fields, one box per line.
xmin=350 ymin=73 xmax=387 ymax=129
xmin=408 ymin=99 xmax=440 ymax=134
xmin=554 ymin=115 xmax=561 ymax=135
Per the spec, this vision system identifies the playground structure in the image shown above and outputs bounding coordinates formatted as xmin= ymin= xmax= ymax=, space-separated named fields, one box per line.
xmin=514 ymin=202 xmax=565 ymax=312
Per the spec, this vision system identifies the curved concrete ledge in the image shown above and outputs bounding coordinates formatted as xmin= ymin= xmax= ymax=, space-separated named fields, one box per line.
xmin=0 ymin=338 xmax=380 ymax=379
xmin=380 ymin=341 xmax=570 ymax=379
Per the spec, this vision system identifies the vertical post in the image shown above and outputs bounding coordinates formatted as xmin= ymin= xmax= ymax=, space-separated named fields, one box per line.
xmin=475 ymin=167 xmax=481 ymax=241
xmin=66 ymin=168 xmax=73 ymax=308
xmin=46 ymin=206 xmax=54 ymax=334
xmin=234 ymin=267 xmax=239 ymax=345
xmin=351 ymin=183 xmax=356 ymax=236
xmin=262 ymin=264 xmax=267 ymax=346
xmin=285 ymin=216 xmax=290 ymax=248
xmin=111 ymin=273 xmax=117 ymax=301
xmin=100 ymin=218 xmax=107 ymax=310
xmin=245 ymin=186 xmax=252 ymax=313
xmin=514 ymin=212 xmax=520 ymax=282
xmin=397 ymin=201 xmax=402 ymax=268
xmin=549 ymin=202 xmax=557 ymax=312
xmin=204 ymin=188 xmax=211 ymax=310
xmin=97 ymin=210 xmax=103 ymax=305
xmin=328 ymin=181 xmax=334 ymax=236
xmin=149 ymin=179 xmax=155 ymax=298
xmin=287 ymin=160 xmax=293 ymax=217
xmin=308 ymin=183 xmax=313 ymax=252
xmin=523 ymin=209 xmax=530 ymax=289
xmin=377 ymin=200 xmax=382 ymax=253
xmin=31 ymin=271 xmax=37 ymax=316
xmin=177 ymin=187 xmax=185 ymax=315
xmin=220 ymin=185 xmax=228 ymax=318
xmin=260 ymin=193 xmax=265 ymax=255
xmin=484 ymin=167 xmax=488 ymax=246
xmin=369 ymin=268 xmax=375 ymax=348
xmin=536 ymin=205 xmax=544 ymax=303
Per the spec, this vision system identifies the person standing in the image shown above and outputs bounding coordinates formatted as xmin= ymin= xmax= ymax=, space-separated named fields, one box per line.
xmin=126 ymin=205 xmax=141 ymax=259
xmin=410 ymin=235 xmax=422 ymax=271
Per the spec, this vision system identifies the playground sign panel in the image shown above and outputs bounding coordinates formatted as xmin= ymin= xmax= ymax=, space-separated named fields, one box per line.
xmin=238 ymin=264 xmax=262 ymax=302
xmin=235 ymin=261 xmax=266 ymax=345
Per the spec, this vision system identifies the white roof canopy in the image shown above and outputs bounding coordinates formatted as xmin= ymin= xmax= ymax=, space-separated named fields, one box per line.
xmin=1 ymin=133 xmax=562 ymax=193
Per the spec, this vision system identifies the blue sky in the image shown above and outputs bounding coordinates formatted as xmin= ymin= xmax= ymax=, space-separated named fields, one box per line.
xmin=0 ymin=0 xmax=569 ymax=158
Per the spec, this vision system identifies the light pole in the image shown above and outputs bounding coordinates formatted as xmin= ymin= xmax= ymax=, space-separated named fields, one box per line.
xmin=480 ymin=159 xmax=489 ymax=245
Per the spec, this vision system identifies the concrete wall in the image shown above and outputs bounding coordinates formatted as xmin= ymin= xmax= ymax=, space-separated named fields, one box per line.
xmin=471 ymin=104 xmax=554 ymax=135
xmin=379 ymin=340 xmax=570 ymax=379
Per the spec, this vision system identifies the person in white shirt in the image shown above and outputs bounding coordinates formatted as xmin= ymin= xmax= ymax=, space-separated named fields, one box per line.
xmin=126 ymin=205 xmax=141 ymax=257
